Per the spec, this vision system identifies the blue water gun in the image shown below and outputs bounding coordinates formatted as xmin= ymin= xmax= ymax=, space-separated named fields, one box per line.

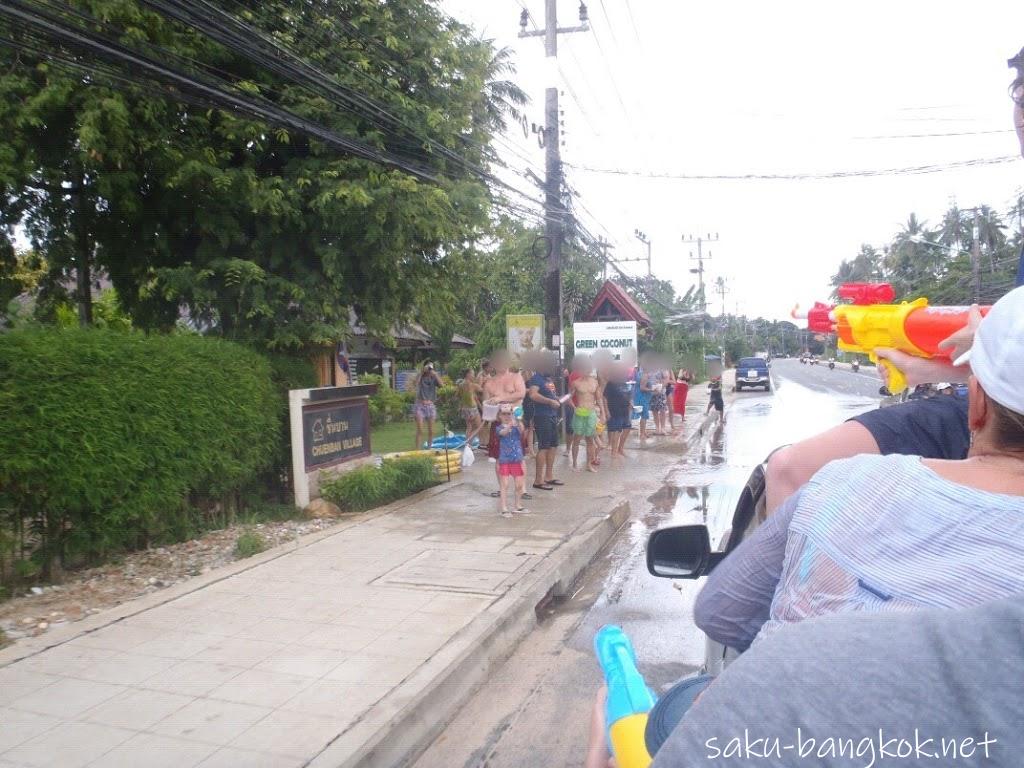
xmin=594 ymin=625 xmax=656 ymax=768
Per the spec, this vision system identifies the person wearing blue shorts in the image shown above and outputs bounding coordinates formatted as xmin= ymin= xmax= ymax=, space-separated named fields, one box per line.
xmin=634 ymin=353 xmax=653 ymax=442
xmin=605 ymin=360 xmax=634 ymax=458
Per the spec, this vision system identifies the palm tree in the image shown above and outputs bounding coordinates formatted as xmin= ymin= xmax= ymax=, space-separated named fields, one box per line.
xmin=1009 ymin=194 xmax=1024 ymax=244
xmin=974 ymin=205 xmax=1007 ymax=273
xmin=830 ymin=244 xmax=883 ymax=298
xmin=885 ymin=213 xmax=938 ymax=297
xmin=938 ymin=205 xmax=970 ymax=253
xmin=713 ymin=276 xmax=728 ymax=316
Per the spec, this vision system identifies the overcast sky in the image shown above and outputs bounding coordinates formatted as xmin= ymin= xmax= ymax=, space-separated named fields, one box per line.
xmin=442 ymin=0 xmax=1024 ymax=320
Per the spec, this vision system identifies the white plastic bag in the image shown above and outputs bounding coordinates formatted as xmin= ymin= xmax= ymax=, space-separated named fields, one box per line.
xmin=461 ymin=444 xmax=475 ymax=468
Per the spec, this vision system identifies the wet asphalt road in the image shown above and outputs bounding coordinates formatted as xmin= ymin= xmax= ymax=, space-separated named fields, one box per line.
xmin=772 ymin=357 xmax=886 ymax=400
xmin=414 ymin=363 xmax=880 ymax=768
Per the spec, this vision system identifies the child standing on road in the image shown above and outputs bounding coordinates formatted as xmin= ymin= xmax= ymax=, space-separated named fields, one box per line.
xmin=496 ymin=404 xmax=528 ymax=518
xmin=707 ymin=376 xmax=725 ymax=424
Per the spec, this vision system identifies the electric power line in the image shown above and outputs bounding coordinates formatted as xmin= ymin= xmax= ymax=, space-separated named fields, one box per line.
xmin=567 ymin=155 xmax=1019 ymax=181
xmin=623 ymin=0 xmax=642 ymax=44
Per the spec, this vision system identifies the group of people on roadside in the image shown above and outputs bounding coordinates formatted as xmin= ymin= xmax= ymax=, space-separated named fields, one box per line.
xmin=583 ymin=47 xmax=1024 ymax=767
xmin=629 ymin=352 xmax=697 ymax=441
xmin=449 ymin=347 xmax=703 ymax=517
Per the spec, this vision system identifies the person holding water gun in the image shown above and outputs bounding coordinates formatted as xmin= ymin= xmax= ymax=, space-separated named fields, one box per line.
xmin=766 ymin=46 xmax=1024 ymax=514
xmin=590 ymin=625 xmax=656 ymax=768
xmin=495 ymin=403 xmax=529 ymax=518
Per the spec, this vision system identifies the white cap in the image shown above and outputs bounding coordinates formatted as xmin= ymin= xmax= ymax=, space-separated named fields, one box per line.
xmin=959 ymin=286 xmax=1024 ymax=414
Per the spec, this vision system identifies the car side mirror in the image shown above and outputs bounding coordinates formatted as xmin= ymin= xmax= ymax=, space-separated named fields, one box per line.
xmin=647 ymin=524 xmax=722 ymax=579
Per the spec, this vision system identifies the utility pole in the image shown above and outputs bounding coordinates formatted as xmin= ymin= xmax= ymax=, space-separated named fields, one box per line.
xmin=602 ymin=230 xmax=649 ymax=278
xmin=634 ymin=229 xmax=652 ymax=276
xmin=520 ymin=2 xmax=589 ymax=359
xmin=971 ymin=208 xmax=982 ymax=303
xmin=714 ymin=277 xmax=729 ymax=317
xmin=682 ymin=232 xmax=719 ymax=312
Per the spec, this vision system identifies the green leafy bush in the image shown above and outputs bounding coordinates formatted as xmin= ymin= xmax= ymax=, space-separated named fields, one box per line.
xmin=0 ymin=328 xmax=279 ymax=578
xmin=320 ymin=456 xmax=438 ymax=512
xmin=444 ymin=350 xmax=483 ymax=379
xmin=364 ymin=374 xmax=413 ymax=426
xmin=434 ymin=385 xmax=464 ymax=430
xmin=262 ymin=352 xmax=318 ymax=497
xmin=234 ymin=530 xmax=268 ymax=559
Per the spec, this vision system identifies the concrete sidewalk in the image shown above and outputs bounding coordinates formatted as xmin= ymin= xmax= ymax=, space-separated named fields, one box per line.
xmin=0 ymin=392 xmax=720 ymax=768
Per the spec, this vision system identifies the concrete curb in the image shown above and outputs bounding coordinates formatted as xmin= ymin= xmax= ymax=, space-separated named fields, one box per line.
xmin=307 ymin=499 xmax=632 ymax=768
xmin=0 ymin=480 xmax=464 ymax=667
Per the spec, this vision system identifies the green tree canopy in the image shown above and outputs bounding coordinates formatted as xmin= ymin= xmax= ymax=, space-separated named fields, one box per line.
xmin=830 ymin=201 xmax=1021 ymax=305
xmin=0 ymin=0 xmax=525 ymax=348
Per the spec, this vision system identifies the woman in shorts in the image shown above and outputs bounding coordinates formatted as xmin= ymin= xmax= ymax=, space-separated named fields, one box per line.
xmin=649 ymin=367 xmax=670 ymax=435
xmin=458 ymin=369 xmax=483 ymax=444
xmin=604 ymin=361 xmax=633 ymax=458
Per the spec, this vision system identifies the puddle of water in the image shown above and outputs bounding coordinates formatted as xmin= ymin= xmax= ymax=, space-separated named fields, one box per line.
xmin=657 ymin=377 xmax=879 ymax=545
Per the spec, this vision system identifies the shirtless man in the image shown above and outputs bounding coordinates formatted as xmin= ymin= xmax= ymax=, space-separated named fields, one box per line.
xmin=483 ymin=349 xmax=527 ymax=496
xmin=569 ymin=355 xmax=603 ymax=472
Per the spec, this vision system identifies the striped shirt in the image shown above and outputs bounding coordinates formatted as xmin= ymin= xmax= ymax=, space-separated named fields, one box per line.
xmin=760 ymin=453 xmax=1024 ymax=642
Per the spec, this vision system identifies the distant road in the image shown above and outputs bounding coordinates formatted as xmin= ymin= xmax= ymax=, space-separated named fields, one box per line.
xmin=770 ymin=357 xmax=884 ymax=399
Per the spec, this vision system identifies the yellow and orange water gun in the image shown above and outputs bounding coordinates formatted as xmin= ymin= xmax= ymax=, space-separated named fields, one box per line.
xmin=794 ymin=283 xmax=990 ymax=393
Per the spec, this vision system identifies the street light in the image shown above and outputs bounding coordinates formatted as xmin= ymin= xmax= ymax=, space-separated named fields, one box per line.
xmin=909 ymin=234 xmax=969 ymax=257
xmin=665 ymin=310 xmax=707 ymax=326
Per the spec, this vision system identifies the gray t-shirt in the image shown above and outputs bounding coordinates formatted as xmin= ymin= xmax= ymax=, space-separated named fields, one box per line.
xmin=653 ymin=593 xmax=1024 ymax=767
xmin=417 ymin=372 xmax=439 ymax=402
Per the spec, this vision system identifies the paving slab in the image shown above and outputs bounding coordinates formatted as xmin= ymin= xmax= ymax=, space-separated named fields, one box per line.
xmin=0 ymin=392 xmax=721 ymax=767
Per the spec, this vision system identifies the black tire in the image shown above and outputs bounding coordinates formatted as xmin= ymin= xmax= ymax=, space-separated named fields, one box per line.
xmin=736 ymin=384 xmax=743 ymax=391
xmin=764 ymin=383 xmax=770 ymax=391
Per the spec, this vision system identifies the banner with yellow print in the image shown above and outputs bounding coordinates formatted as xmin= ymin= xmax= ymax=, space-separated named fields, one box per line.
xmin=506 ymin=314 xmax=545 ymax=357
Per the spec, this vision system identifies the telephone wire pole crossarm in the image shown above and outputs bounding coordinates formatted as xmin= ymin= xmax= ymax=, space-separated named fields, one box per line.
xmin=682 ymin=232 xmax=720 ymax=312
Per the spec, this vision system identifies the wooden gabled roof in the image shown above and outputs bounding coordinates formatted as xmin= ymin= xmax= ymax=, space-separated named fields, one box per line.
xmin=584 ymin=281 xmax=652 ymax=327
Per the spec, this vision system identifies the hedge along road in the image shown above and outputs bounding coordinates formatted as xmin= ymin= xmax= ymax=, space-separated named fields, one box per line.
xmin=0 ymin=328 xmax=285 ymax=583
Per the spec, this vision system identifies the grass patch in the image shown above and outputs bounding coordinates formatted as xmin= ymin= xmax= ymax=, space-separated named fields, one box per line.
xmin=320 ymin=456 xmax=439 ymax=512
xmin=239 ymin=501 xmax=299 ymax=526
xmin=370 ymin=420 xmax=418 ymax=454
xmin=234 ymin=530 xmax=267 ymax=560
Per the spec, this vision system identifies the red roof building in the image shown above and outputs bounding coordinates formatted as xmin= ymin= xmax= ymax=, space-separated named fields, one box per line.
xmin=584 ymin=281 xmax=652 ymax=327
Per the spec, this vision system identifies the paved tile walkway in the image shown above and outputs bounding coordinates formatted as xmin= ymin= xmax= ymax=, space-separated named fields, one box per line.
xmin=0 ymin=395 xmax=716 ymax=767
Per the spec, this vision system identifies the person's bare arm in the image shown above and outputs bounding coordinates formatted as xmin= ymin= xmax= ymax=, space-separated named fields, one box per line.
xmin=529 ymin=385 xmax=559 ymax=408
xmin=584 ymin=687 xmax=612 ymax=768
xmin=874 ymin=349 xmax=967 ymax=389
xmin=764 ymin=421 xmax=879 ymax=514
xmin=873 ymin=304 xmax=980 ymax=388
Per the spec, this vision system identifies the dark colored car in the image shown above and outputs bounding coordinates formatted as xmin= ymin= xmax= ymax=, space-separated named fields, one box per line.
xmin=735 ymin=357 xmax=771 ymax=391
